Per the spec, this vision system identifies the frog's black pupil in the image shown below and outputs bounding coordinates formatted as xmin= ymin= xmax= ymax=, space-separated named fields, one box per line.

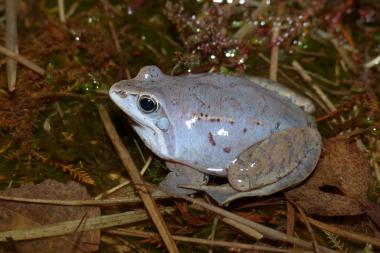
xmin=139 ymin=97 xmax=156 ymax=112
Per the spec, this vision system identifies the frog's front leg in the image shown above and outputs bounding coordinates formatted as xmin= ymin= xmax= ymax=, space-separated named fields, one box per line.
xmin=159 ymin=162 xmax=209 ymax=196
xmin=228 ymin=127 xmax=321 ymax=192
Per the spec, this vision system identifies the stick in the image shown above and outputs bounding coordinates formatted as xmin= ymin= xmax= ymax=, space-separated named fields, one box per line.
xmin=6 ymin=0 xmax=18 ymax=92
xmin=176 ymin=195 xmax=338 ymax=253
xmin=0 ymin=207 xmax=174 ymax=242
xmin=107 ymin=228 xmax=314 ymax=253
xmin=58 ymin=0 xmax=66 ymax=23
xmin=222 ymin=217 xmax=263 ymax=240
xmin=300 ymin=216 xmax=380 ymax=247
xmin=0 ymin=191 xmax=169 ymax=206
xmin=0 ymin=44 xmax=45 ymax=75
xmin=292 ymin=60 xmax=336 ymax=112
xmin=95 ymin=155 xmax=153 ymax=200
xmin=97 ymin=104 xmax=179 ymax=253
xmin=270 ymin=22 xmax=280 ymax=81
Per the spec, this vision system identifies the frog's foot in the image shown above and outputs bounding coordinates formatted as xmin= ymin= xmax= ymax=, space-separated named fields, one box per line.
xmin=228 ymin=127 xmax=321 ymax=192
xmin=159 ymin=162 xmax=209 ymax=196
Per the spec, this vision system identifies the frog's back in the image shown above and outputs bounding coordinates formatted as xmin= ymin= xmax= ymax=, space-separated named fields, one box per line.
xmin=163 ymin=73 xmax=315 ymax=174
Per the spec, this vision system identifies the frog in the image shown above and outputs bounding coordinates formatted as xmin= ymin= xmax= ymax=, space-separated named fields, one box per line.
xmin=109 ymin=66 xmax=322 ymax=204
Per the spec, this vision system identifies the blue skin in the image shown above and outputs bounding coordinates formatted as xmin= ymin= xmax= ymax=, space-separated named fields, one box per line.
xmin=109 ymin=66 xmax=322 ymax=204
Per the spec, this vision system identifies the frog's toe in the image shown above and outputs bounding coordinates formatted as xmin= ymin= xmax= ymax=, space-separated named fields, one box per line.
xmin=159 ymin=163 xmax=209 ymax=196
xmin=228 ymin=128 xmax=321 ymax=192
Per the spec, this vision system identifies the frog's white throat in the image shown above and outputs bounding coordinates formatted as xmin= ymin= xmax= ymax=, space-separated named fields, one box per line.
xmin=131 ymin=121 xmax=170 ymax=159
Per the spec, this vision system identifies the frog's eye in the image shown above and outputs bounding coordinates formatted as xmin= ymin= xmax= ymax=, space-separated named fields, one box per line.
xmin=138 ymin=95 xmax=159 ymax=113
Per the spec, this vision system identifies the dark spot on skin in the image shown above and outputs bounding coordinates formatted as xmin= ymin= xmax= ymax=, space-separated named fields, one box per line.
xmin=216 ymin=118 xmax=220 ymax=122
xmin=243 ymin=128 xmax=247 ymax=133
xmin=275 ymin=122 xmax=281 ymax=130
xmin=115 ymin=90 xmax=127 ymax=98
xmin=208 ymin=132 xmax=216 ymax=146
xmin=229 ymin=82 xmax=238 ymax=88
xmin=200 ymin=113 xmax=204 ymax=117
xmin=229 ymin=120 xmax=235 ymax=125
xmin=210 ymin=119 xmax=216 ymax=122
xmin=256 ymin=121 xmax=261 ymax=125
xmin=223 ymin=147 xmax=231 ymax=153
xmin=205 ymin=114 xmax=208 ymax=117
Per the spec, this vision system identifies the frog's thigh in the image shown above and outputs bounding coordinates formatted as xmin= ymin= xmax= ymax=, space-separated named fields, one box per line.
xmin=228 ymin=128 xmax=321 ymax=192
xmin=159 ymin=162 xmax=209 ymax=196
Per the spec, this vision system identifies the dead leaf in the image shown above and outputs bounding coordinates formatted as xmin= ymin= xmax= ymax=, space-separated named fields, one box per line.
xmin=286 ymin=139 xmax=373 ymax=217
xmin=0 ymin=180 xmax=100 ymax=253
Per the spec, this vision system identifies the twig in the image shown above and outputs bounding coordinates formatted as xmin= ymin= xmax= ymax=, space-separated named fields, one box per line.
xmin=233 ymin=0 xmax=269 ymax=40
xmin=222 ymin=217 xmax=263 ymax=240
xmin=66 ymin=0 xmax=79 ymax=19
xmin=364 ymin=54 xmax=380 ymax=69
xmin=279 ymin=63 xmax=339 ymax=87
xmin=0 ymin=207 xmax=174 ymax=242
xmin=0 ymin=191 xmax=169 ymax=206
xmin=270 ymin=22 xmax=280 ymax=81
xmin=316 ymin=30 xmax=358 ymax=74
xmin=5 ymin=0 xmax=18 ymax=92
xmin=0 ymin=45 xmax=45 ymax=75
xmin=300 ymin=216 xmax=380 ymax=247
xmin=133 ymin=138 xmax=147 ymax=163
xmin=292 ymin=60 xmax=336 ymax=112
xmin=95 ymin=155 xmax=153 ymax=200
xmin=174 ymin=195 xmax=338 ymax=253
xmin=106 ymin=228 xmax=314 ymax=253
xmin=31 ymin=91 xmax=89 ymax=100
xmin=286 ymin=201 xmax=295 ymax=237
xmin=97 ymin=104 xmax=179 ymax=253
xmin=58 ymin=0 xmax=66 ymax=23
xmin=101 ymin=0 xmax=121 ymax=52
xmin=289 ymin=200 xmax=320 ymax=253
xmin=208 ymin=217 xmax=219 ymax=253
xmin=258 ymin=53 xmax=330 ymax=113
xmin=331 ymin=38 xmax=358 ymax=74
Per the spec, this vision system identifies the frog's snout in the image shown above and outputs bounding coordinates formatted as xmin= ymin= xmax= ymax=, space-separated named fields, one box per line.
xmin=109 ymin=81 xmax=128 ymax=100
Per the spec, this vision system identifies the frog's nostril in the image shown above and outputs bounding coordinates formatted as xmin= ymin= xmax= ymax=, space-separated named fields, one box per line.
xmin=114 ymin=90 xmax=128 ymax=98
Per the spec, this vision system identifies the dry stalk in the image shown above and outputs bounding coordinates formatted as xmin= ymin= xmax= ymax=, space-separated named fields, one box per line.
xmin=175 ymin=195 xmax=338 ymax=253
xmin=299 ymin=215 xmax=380 ymax=247
xmin=0 ymin=190 xmax=169 ymax=206
xmin=97 ymin=104 xmax=179 ymax=253
xmin=95 ymin=155 xmax=153 ymax=200
xmin=270 ymin=22 xmax=280 ymax=81
xmin=0 ymin=207 xmax=174 ymax=242
xmin=5 ymin=0 xmax=18 ymax=92
xmin=0 ymin=45 xmax=45 ymax=75
xmin=292 ymin=60 xmax=336 ymax=112
xmin=106 ymin=228 xmax=314 ymax=253
xmin=58 ymin=0 xmax=66 ymax=23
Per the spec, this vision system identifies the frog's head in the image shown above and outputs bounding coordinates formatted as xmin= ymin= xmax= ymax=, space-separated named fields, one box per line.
xmin=109 ymin=66 xmax=175 ymax=159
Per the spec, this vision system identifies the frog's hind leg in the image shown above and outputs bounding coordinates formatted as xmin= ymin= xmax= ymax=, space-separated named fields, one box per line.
xmin=228 ymin=127 xmax=321 ymax=193
xmin=158 ymin=162 xmax=209 ymax=196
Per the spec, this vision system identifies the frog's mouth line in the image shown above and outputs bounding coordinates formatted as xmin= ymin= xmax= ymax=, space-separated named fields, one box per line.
xmin=127 ymin=116 xmax=154 ymax=132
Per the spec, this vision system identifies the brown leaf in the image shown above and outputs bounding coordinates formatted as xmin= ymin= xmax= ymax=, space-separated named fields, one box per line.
xmin=0 ymin=180 xmax=100 ymax=253
xmin=286 ymin=139 xmax=373 ymax=216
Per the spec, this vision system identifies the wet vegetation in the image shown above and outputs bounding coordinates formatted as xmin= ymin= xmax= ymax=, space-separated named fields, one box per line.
xmin=0 ymin=0 xmax=380 ymax=252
